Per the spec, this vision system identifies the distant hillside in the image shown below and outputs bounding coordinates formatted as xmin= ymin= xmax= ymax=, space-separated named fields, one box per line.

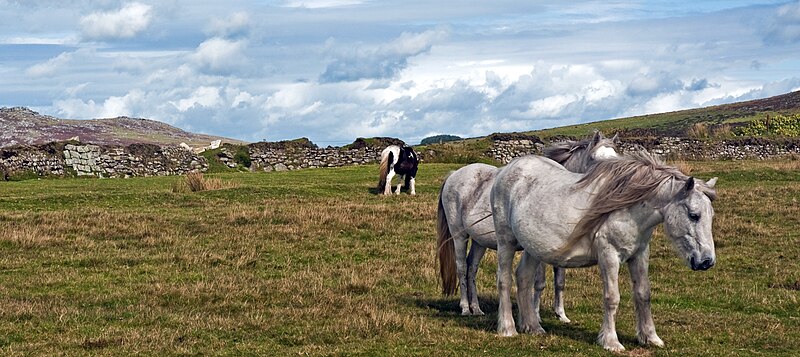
xmin=418 ymin=90 xmax=800 ymax=162
xmin=0 ymin=107 xmax=246 ymax=148
xmin=531 ymin=90 xmax=800 ymax=139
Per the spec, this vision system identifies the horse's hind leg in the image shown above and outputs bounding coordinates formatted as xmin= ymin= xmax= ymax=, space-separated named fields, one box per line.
xmin=409 ymin=176 xmax=416 ymax=195
xmin=517 ymin=252 xmax=545 ymax=334
xmin=384 ymin=170 xmax=395 ymax=195
xmin=496 ymin=237 xmax=518 ymax=336
xmin=553 ymin=266 xmax=571 ymax=323
xmin=532 ymin=261 xmax=546 ymax=323
xmin=453 ymin=236 xmax=471 ymax=315
xmin=466 ymin=243 xmax=487 ymax=315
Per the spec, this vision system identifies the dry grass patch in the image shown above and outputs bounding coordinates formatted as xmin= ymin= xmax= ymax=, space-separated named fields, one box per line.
xmin=1 ymin=162 xmax=799 ymax=355
xmin=173 ymin=172 xmax=238 ymax=192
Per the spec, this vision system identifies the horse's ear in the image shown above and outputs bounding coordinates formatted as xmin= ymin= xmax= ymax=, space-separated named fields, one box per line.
xmin=592 ymin=131 xmax=602 ymax=145
xmin=611 ymin=133 xmax=619 ymax=144
xmin=706 ymin=177 xmax=718 ymax=188
xmin=685 ymin=177 xmax=695 ymax=191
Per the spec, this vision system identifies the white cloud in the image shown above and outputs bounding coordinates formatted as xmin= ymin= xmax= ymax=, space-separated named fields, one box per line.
xmin=55 ymin=89 xmax=147 ymax=119
xmin=207 ymin=12 xmax=251 ymax=38
xmin=80 ymin=2 xmax=153 ymax=40
xmin=25 ymin=51 xmax=74 ymax=77
xmin=320 ymin=28 xmax=449 ymax=83
xmin=171 ymin=86 xmax=222 ymax=112
xmin=190 ymin=37 xmax=249 ymax=74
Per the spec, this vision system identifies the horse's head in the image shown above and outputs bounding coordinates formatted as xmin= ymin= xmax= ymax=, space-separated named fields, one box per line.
xmin=588 ymin=131 xmax=619 ymax=162
xmin=662 ymin=176 xmax=718 ymax=271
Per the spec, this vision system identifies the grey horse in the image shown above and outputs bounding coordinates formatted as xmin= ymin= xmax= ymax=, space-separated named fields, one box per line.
xmin=436 ymin=131 xmax=619 ymax=318
xmin=491 ymin=150 xmax=717 ymax=351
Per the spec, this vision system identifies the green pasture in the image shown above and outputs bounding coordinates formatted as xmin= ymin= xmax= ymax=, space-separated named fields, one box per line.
xmin=0 ymin=161 xmax=798 ymax=355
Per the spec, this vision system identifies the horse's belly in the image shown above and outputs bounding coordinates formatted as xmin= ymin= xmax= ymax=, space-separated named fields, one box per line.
xmin=522 ymin=236 xmax=597 ymax=268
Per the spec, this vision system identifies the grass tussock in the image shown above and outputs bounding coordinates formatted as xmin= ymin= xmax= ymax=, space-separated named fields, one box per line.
xmin=173 ymin=172 xmax=237 ymax=192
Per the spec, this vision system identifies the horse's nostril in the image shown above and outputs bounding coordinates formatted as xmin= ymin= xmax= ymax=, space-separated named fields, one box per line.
xmin=700 ymin=257 xmax=714 ymax=270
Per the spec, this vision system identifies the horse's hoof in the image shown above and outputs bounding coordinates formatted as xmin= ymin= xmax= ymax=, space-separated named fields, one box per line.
xmin=470 ymin=307 xmax=484 ymax=316
xmin=599 ymin=332 xmax=625 ymax=352
xmin=603 ymin=342 xmax=625 ymax=352
xmin=460 ymin=308 xmax=471 ymax=316
xmin=498 ymin=328 xmax=518 ymax=337
xmin=557 ymin=315 xmax=571 ymax=324
xmin=519 ymin=324 xmax=545 ymax=335
xmin=640 ymin=335 xmax=664 ymax=347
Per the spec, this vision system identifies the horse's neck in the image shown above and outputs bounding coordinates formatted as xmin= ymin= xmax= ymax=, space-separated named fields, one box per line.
xmin=563 ymin=150 xmax=590 ymax=173
xmin=635 ymin=178 xmax=683 ymax=230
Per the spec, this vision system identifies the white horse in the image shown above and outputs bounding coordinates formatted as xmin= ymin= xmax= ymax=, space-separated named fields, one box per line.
xmin=437 ymin=132 xmax=619 ymax=318
xmin=377 ymin=145 xmax=419 ymax=195
xmin=491 ymin=150 xmax=718 ymax=351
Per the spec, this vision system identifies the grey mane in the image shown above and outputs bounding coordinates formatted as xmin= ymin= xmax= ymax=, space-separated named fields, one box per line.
xmin=560 ymin=150 xmax=716 ymax=254
xmin=543 ymin=139 xmax=590 ymax=166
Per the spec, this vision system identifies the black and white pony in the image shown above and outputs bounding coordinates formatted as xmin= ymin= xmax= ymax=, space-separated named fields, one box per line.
xmin=377 ymin=145 xmax=419 ymax=195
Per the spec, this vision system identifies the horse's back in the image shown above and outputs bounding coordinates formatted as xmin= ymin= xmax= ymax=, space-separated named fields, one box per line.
xmin=492 ymin=155 xmax=594 ymax=264
xmin=441 ymin=163 xmax=498 ymax=246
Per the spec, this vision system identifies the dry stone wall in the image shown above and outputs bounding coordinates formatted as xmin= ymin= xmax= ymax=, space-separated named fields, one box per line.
xmin=489 ymin=140 xmax=545 ymax=164
xmin=1 ymin=143 xmax=208 ymax=179
xmin=3 ymin=136 xmax=800 ymax=180
xmin=246 ymin=146 xmax=382 ymax=172
xmin=490 ymin=136 xmax=800 ymax=164
xmin=62 ymin=144 xmax=207 ymax=178
xmin=0 ymin=148 xmax=65 ymax=177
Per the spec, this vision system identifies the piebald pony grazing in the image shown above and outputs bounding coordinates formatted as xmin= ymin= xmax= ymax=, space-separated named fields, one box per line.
xmin=437 ymin=132 xmax=619 ymax=318
xmin=377 ymin=145 xmax=419 ymax=195
xmin=492 ymin=150 xmax=718 ymax=352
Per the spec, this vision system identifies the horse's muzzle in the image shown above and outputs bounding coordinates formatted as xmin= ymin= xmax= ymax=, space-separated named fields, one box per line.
xmin=690 ymin=256 xmax=715 ymax=271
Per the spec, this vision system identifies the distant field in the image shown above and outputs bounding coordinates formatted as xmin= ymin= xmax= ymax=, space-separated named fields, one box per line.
xmin=0 ymin=161 xmax=798 ymax=355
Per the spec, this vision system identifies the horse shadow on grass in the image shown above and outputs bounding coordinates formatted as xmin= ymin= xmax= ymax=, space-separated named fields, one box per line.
xmin=366 ymin=186 xmax=414 ymax=195
xmin=404 ymin=294 xmax=641 ymax=348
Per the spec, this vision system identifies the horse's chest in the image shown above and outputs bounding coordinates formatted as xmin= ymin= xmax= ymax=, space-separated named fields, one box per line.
xmin=395 ymin=160 xmax=416 ymax=174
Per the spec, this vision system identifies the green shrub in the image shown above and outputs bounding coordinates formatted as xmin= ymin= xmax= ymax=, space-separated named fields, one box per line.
xmin=738 ymin=114 xmax=800 ymax=137
xmin=232 ymin=146 xmax=251 ymax=168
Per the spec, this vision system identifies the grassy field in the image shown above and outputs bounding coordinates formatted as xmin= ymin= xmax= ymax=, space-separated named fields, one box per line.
xmin=0 ymin=161 xmax=799 ymax=356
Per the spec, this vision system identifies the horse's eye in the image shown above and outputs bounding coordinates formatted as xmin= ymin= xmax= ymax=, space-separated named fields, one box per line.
xmin=688 ymin=212 xmax=700 ymax=221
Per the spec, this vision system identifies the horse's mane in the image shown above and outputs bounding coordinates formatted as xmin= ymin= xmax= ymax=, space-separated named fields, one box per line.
xmin=558 ymin=150 xmax=696 ymax=255
xmin=543 ymin=139 xmax=589 ymax=165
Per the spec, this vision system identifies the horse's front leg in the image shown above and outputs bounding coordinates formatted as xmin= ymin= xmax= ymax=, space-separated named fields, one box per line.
xmin=628 ymin=246 xmax=664 ymax=347
xmin=597 ymin=248 xmax=624 ymax=352
xmin=466 ymin=243 xmax=487 ymax=315
xmin=518 ymin=253 xmax=545 ymax=334
xmin=553 ymin=266 xmax=571 ymax=323
xmin=394 ymin=175 xmax=403 ymax=194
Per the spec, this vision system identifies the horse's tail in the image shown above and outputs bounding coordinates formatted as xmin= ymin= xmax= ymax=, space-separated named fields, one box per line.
xmin=437 ymin=179 xmax=458 ymax=295
xmin=377 ymin=151 xmax=392 ymax=192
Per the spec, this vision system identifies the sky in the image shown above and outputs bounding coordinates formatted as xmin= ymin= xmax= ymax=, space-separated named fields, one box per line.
xmin=1 ymin=1 xmax=800 ymax=146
